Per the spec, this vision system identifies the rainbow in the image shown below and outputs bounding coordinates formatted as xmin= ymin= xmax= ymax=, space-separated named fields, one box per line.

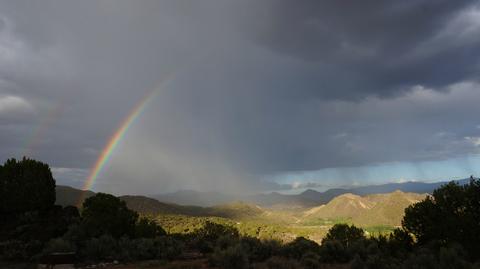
xmin=76 ymin=72 xmax=178 ymax=207
xmin=22 ymin=102 xmax=65 ymax=158
xmin=80 ymin=90 xmax=158 ymax=193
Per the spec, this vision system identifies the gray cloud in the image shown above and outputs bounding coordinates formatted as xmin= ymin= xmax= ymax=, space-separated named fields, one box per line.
xmin=0 ymin=0 xmax=480 ymax=194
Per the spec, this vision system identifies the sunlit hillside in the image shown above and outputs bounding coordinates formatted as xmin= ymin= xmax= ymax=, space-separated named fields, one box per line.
xmin=302 ymin=191 xmax=426 ymax=226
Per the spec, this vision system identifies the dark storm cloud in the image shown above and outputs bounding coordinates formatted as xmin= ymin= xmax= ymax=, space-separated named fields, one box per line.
xmin=1 ymin=0 xmax=480 ymax=194
xmin=235 ymin=0 xmax=480 ymax=99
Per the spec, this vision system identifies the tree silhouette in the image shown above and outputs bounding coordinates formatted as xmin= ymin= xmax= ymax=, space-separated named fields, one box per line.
xmin=135 ymin=217 xmax=166 ymax=238
xmin=322 ymin=224 xmax=365 ymax=247
xmin=0 ymin=157 xmax=55 ymax=214
xmin=81 ymin=193 xmax=138 ymax=238
xmin=403 ymin=179 xmax=480 ymax=260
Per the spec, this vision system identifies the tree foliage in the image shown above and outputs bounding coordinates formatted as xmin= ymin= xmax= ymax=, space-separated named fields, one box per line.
xmin=0 ymin=158 xmax=55 ymax=214
xmin=135 ymin=217 xmax=166 ymax=238
xmin=322 ymin=223 xmax=365 ymax=247
xmin=81 ymin=193 xmax=139 ymax=238
xmin=282 ymin=237 xmax=319 ymax=259
xmin=402 ymin=179 xmax=480 ymax=259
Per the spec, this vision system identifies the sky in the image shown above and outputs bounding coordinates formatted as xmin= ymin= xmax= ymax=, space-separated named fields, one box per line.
xmin=1 ymin=0 xmax=480 ymax=195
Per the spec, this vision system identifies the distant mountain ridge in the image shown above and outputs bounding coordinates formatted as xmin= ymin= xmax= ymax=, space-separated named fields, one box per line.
xmin=152 ymin=178 xmax=470 ymax=207
xmin=56 ymin=178 xmax=469 ymax=210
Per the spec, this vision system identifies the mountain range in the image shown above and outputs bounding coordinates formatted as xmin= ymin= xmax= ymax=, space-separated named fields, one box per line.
xmin=56 ymin=178 xmax=468 ymax=209
xmin=54 ymin=178 xmax=471 ymax=228
xmin=152 ymin=178 xmax=469 ymax=207
xmin=54 ymin=185 xmax=427 ymax=227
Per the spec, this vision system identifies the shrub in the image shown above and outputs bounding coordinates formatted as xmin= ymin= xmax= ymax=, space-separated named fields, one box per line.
xmin=351 ymin=254 xmax=366 ymax=269
xmin=437 ymin=245 xmax=471 ymax=269
xmin=193 ymin=221 xmax=239 ymax=253
xmin=216 ymin=234 xmax=239 ymax=250
xmin=323 ymin=224 xmax=365 ymax=248
xmin=43 ymin=238 xmax=76 ymax=254
xmin=63 ymin=223 xmax=88 ymax=244
xmin=386 ymin=228 xmax=414 ymax=257
xmin=135 ymin=217 xmax=166 ymax=238
xmin=319 ymin=240 xmax=349 ymax=263
xmin=260 ymin=256 xmax=302 ymax=269
xmin=0 ymin=240 xmax=42 ymax=261
xmin=300 ymin=251 xmax=320 ymax=269
xmin=81 ymin=234 xmax=117 ymax=262
xmin=117 ymin=236 xmax=137 ymax=261
xmin=210 ymin=244 xmax=249 ymax=269
xmin=196 ymin=221 xmax=239 ymax=242
xmin=241 ymin=237 xmax=280 ymax=262
xmin=401 ymin=248 xmax=437 ymax=269
xmin=346 ymin=238 xmax=373 ymax=260
xmin=282 ymin=237 xmax=319 ymax=260
xmin=154 ymin=236 xmax=183 ymax=260
xmin=134 ymin=238 xmax=157 ymax=260
xmin=114 ymin=236 xmax=183 ymax=262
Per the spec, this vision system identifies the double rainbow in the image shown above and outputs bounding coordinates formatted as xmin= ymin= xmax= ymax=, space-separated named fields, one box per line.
xmin=81 ymin=90 xmax=157 ymax=191
xmin=78 ymin=78 xmax=172 ymax=206
xmin=22 ymin=102 xmax=65 ymax=157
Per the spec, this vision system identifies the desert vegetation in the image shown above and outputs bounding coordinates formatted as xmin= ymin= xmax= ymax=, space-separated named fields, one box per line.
xmin=2 ymin=158 xmax=480 ymax=268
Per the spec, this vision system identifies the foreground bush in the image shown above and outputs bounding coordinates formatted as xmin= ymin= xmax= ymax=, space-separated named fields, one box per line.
xmin=282 ymin=237 xmax=319 ymax=260
xmin=81 ymin=234 xmax=118 ymax=262
xmin=135 ymin=217 xmax=166 ymax=238
xmin=193 ymin=221 xmax=239 ymax=253
xmin=258 ymin=256 xmax=302 ymax=269
xmin=322 ymin=224 xmax=365 ymax=247
xmin=0 ymin=240 xmax=42 ymax=261
xmin=319 ymin=240 xmax=349 ymax=263
xmin=300 ymin=252 xmax=321 ymax=269
xmin=241 ymin=237 xmax=281 ymax=262
xmin=211 ymin=244 xmax=249 ymax=269
xmin=79 ymin=235 xmax=183 ymax=262
xmin=43 ymin=238 xmax=76 ymax=254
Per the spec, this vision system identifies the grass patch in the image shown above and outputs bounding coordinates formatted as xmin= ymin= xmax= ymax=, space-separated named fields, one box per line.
xmin=300 ymin=218 xmax=353 ymax=226
xmin=364 ymin=225 xmax=395 ymax=237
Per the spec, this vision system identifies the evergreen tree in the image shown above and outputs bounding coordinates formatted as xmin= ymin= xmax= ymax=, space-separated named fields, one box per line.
xmin=0 ymin=158 xmax=56 ymax=214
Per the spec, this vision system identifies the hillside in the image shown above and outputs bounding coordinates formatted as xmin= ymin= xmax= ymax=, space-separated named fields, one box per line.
xmin=120 ymin=195 xmax=267 ymax=220
xmin=55 ymin=185 xmax=95 ymax=207
xmin=208 ymin=202 xmax=267 ymax=219
xmin=246 ymin=192 xmax=318 ymax=208
xmin=119 ymin=195 xmax=210 ymax=216
xmin=303 ymin=193 xmax=374 ymax=221
xmin=303 ymin=191 xmax=426 ymax=226
xmin=153 ymin=190 xmax=236 ymax=207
